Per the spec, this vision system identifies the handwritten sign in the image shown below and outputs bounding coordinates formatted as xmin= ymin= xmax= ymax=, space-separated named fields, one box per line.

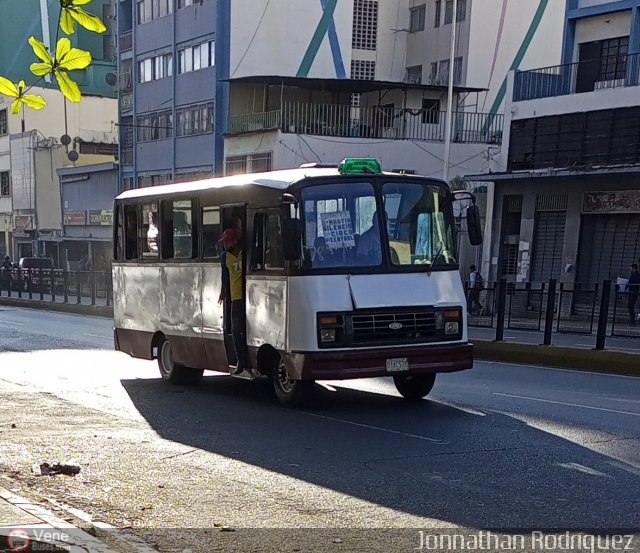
xmin=320 ymin=212 xmax=356 ymax=249
xmin=582 ymin=191 xmax=640 ymax=214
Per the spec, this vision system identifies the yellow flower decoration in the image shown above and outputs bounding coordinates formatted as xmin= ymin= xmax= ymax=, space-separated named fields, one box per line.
xmin=60 ymin=0 xmax=107 ymax=35
xmin=29 ymin=36 xmax=92 ymax=103
xmin=0 ymin=77 xmax=47 ymax=114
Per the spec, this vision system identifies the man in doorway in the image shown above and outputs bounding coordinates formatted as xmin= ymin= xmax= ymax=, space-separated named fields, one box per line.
xmin=627 ymin=263 xmax=640 ymax=326
xmin=219 ymin=227 xmax=250 ymax=375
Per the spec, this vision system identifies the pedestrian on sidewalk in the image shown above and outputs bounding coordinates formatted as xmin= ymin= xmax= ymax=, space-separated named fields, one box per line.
xmin=1 ymin=255 xmax=12 ymax=292
xmin=627 ymin=263 xmax=640 ymax=326
xmin=467 ymin=264 xmax=484 ymax=316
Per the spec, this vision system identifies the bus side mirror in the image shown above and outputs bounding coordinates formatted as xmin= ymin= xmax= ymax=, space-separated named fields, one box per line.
xmin=467 ymin=204 xmax=483 ymax=246
xmin=283 ymin=218 xmax=302 ymax=261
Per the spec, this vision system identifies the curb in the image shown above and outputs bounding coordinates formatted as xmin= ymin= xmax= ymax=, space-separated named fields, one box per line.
xmin=0 ymin=487 xmax=121 ymax=552
xmin=473 ymin=339 xmax=640 ymax=376
xmin=0 ymin=298 xmax=113 ymax=318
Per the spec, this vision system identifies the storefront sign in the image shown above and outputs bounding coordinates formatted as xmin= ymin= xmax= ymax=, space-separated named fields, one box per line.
xmin=64 ymin=210 xmax=86 ymax=225
xmin=89 ymin=209 xmax=113 ymax=226
xmin=582 ymin=191 xmax=640 ymax=214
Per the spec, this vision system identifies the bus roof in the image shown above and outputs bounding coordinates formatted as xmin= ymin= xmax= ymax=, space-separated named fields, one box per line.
xmin=115 ymin=167 xmax=441 ymax=201
xmin=115 ymin=167 xmax=343 ymax=200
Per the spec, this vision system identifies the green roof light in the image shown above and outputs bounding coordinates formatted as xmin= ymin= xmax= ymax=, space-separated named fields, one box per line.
xmin=338 ymin=158 xmax=382 ymax=174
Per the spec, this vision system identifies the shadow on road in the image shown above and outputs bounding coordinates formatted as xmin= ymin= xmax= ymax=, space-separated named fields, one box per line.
xmin=120 ymin=373 xmax=640 ymax=530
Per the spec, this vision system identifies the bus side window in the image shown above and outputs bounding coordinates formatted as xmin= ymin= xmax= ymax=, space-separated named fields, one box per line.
xmin=114 ymin=205 xmax=123 ymax=261
xmin=202 ymin=206 xmax=221 ymax=259
xmin=124 ymin=205 xmax=139 ymax=260
xmin=142 ymin=203 xmax=159 ymax=259
xmin=161 ymin=200 xmax=193 ymax=260
xmin=251 ymin=211 xmax=283 ymax=271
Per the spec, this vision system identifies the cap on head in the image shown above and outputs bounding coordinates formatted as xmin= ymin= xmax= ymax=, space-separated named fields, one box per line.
xmin=223 ymin=228 xmax=239 ymax=243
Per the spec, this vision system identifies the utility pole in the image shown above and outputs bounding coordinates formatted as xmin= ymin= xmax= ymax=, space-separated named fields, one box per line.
xmin=442 ymin=0 xmax=457 ymax=183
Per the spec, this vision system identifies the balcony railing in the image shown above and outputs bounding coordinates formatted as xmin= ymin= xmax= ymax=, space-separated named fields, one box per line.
xmin=514 ymin=53 xmax=640 ymax=101
xmin=119 ymin=31 xmax=133 ymax=53
xmin=228 ymin=102 xmax=503 ymax=145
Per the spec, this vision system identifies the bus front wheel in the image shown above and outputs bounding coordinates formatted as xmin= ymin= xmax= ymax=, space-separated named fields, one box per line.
xmin=272 ymin=357 xmax=313 ymax=407
xmin=393 ymin=373 xmax=436 ymax=400
xmin=158 ymin=339 xmax=203 ymax=385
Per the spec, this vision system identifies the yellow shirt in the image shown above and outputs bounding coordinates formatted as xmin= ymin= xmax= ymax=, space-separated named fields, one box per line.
xmin=226 ymin=250 xmax=243 ymax=301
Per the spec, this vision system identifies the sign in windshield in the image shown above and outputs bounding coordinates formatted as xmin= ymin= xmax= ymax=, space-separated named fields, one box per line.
xmin=299 ymin=180 xmax=457 ymax=271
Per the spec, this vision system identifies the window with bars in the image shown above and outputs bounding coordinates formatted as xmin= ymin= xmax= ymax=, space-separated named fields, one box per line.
xmin=225 ymin=152 xmax=272 ymax=176
xmin=351 ymin=60 xmax=376 ymax=80
xmin=405 ymin=65 xmax=422 ymax=84
xmin=352 ymin=0 xmax=378 ymax=50
xmin=422 ymin=98 xmax=440 ymax=124
xmin=410 ymin=4 xmax=426 ymax=32
xmin=428 ymin=62 xmax=438 ymax=84
xmin=0 ymin=109 xmax=6 ymax=135
xmin=137 ymin=0 xmax=172 ymax=24
xmin=600 ymin=36 xmax=629 ymax=81
xmin=444 ymin=0 xmax=466 ymax=24
xmin=178 ymin=41 xmax=215 ymax=74
xmin=136 ymin=110 xmax=173 ymax=142
xmin=176 ymin=102 xmax=214 ymax=136
xmin=0 ymin=172 xmax=10 ymax=197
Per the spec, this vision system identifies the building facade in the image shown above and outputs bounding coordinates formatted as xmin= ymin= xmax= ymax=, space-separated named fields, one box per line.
xmin=0 ymin=0 xmax=118 ymax=262
xmin=469 ymin=0 xmax=640 ymax=285
xmin=119 ymin=0 xmax=566 ymax=190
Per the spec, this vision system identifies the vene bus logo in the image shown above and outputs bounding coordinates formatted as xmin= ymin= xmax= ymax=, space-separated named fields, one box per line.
xmin=6 ymin=528 xmax=30 ymax=552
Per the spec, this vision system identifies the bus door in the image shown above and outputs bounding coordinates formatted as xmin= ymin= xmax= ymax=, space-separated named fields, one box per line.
xmin=220 ymin=204 xmax=246 ymax=367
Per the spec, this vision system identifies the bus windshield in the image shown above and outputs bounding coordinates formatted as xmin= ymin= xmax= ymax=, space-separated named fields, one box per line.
xmin=299 ymin=180 xmax=457 ymax=270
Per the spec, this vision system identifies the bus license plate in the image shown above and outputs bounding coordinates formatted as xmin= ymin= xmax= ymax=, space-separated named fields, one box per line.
xmin=386 ymin=357 xmax=409 ymax=372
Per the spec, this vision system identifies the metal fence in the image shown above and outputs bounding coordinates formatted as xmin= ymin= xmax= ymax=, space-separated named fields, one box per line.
xmin=0 ymin=269 xmax=112 ymax=306
xmin=513 ymin=52 xmax=640 ymax=101
xmin=467 ymin=279 xmax=640 ymax=348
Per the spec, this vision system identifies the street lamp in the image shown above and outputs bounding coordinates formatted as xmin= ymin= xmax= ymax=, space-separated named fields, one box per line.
xmin=442 ymin=0 xmax=457 ymax=183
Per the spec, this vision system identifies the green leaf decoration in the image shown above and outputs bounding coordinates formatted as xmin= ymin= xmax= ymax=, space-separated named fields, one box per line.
xmin=60 ymin=0 xmax=107 ymax=34
xmin=0 ymin=77 xmax=46 ymax=114
xmin=58 ymin=47 xmax=92 ymax=71
xmin=30 ymin=63 xmax=52 ymax=77
xmin=28 ymin=36 xmax=53 ymax=64
xmin=56 ymin=71 xmax=81 ymax=103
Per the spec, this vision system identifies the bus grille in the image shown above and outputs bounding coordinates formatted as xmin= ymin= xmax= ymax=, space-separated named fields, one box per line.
xmin=351 ymin=311 xmax=437 ymax=345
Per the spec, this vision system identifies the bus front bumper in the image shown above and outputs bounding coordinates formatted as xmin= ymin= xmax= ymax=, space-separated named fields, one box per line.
xmin=284 ymin=342 xmax=473 ymax=381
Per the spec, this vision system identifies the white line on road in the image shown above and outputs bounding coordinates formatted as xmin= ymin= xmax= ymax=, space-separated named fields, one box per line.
xmin=297 ymin=411 xmax=448 ymax=444
xmin=0 ymin=320 xmax=24 ymax=325
xmin=493 ymin=392 xmax=640 ymax=417
xmin=481 ymin=360 xmax=640 ymax=379
xmin=83 ymin=333 xmax=109 ymax=339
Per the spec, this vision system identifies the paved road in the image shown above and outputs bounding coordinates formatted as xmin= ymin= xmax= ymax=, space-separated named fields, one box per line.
xmin=0 ymin=307 xmax=638 ymax=552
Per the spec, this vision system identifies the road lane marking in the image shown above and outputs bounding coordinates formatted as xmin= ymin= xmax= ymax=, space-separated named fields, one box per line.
xmin=297 ymin=411 xmax=448 ymax=444
xmin=83 ymin=333 xmax=109 ymax=338
xmin=481 ymin=360 xmax=640 ymax=379
xmin=494 ymin=392 xmax=640 ymax=417
xmin=0 ymin=320 xmax=24 ymax=325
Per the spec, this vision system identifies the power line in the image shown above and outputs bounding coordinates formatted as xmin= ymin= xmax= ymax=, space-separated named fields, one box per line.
xmin=231 ymin=0 xmax=272 ymax=78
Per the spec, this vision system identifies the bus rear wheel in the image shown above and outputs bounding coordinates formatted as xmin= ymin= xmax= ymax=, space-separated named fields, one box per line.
xmin=272 ymin=356 xmax=313 ymax=407
xmin=393 ymin=373 xmax=436 ymax=400
xmin=158 ymin=339 xmax=203 ymax=385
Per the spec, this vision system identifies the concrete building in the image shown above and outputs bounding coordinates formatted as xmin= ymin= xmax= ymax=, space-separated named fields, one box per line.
xmin=467 ymin=0 xmax=640 ymax=285
xmin=119 ymin=0 xmax=565 ymax=190
xmin=0 ymin=0 xmax=118 ymax=262
xmin=58 ymin=162 xmax=118 ymax=271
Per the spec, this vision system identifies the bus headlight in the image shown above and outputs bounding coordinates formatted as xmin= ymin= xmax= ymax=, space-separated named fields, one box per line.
xmin=320 ymin=328 xmax=336 ymax=343
xmin=445 ymin=322 xmax=459 ymax=335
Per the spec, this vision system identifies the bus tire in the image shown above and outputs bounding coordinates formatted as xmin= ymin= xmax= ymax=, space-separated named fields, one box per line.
xmin=393 ymin=373 xmax=436 ymax=400
xmin=158 ymin=339 xmax=204 ymax=385
xmin=272 ymin=356 xmax=313 ymax=407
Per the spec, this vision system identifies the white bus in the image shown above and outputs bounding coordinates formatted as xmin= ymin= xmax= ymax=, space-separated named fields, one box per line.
xmin=112 ymin=159 xmax=482 ymax=406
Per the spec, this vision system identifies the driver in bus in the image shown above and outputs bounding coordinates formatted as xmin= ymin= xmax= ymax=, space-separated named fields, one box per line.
xmin=219 ymin=227 xmax=250 ymax=376
xmin=356 ymin=211 xmax=382 ymax=264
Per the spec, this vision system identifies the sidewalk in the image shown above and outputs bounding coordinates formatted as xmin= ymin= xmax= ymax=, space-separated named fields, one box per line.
xmin=0 ymin=486 xmax=127 ymax=552
xmin=469 ymin=327 xmax=640 ymax=376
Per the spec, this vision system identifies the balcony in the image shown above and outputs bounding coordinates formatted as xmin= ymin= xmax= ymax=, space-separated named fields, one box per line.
xmin=228 ymin=102 xmax=503 ymax=145
xmin=119 ymin=31 xmax=133 ymax=53
xmin=514 ymin=53 xmax=640 ymax=101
